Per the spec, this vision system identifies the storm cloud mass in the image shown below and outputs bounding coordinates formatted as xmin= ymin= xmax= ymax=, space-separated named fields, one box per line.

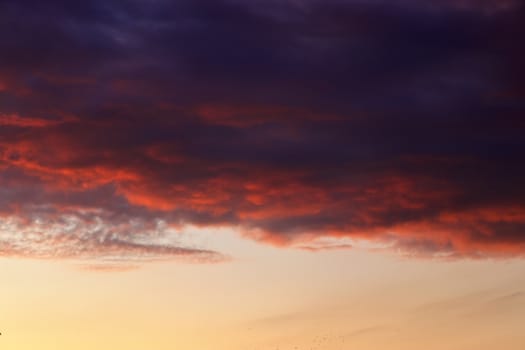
xmin=0 ymin=0 xmax=524 ymax=265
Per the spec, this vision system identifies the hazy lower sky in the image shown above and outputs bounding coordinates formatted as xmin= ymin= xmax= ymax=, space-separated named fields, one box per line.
xmin=1 ymin=0 xmax=524 ymax=349
xmin=2 ymin=228 xmax=525 ymax=349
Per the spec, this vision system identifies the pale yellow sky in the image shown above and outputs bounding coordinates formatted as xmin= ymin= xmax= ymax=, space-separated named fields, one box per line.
xmin=1 ymin=228 xmax=525 ymax=350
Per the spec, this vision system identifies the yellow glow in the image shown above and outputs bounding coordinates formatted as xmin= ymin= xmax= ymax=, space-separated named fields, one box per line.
xmin=1 ymin=228 xmax=525 ymax=350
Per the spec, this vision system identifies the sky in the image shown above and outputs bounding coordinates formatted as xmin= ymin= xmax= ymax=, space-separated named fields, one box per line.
xmin=0 ymin=0 xmax=524 ymax=349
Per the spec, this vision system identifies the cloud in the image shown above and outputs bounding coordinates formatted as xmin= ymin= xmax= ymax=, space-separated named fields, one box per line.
xmin=0 ymin=0 xmax=524 ymax=264
xmin=0 ymin=113 xmax=74 ymax=127
xmin=0 ymin=208 xmax=226 ymax=265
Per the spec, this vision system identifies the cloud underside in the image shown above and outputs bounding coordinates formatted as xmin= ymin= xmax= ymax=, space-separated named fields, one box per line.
xmin=0 ymin=212 xmax=226 ymax=267
xmin=0 ymin=0 xmax=524 ymax=266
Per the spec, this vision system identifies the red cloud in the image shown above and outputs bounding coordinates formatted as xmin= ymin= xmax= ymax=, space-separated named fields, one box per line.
xmin=0 ymin=0 xmax=524 ymax=266
xmin=196 ymin=103 xmax=343 ymax=127
xmin=0 ymin=113 xmax=72 ymax=128
xmin=2 ymin=127 xmax=524 ymax=260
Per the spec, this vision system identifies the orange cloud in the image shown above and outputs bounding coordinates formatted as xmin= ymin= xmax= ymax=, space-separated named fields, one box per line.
xmin=0 ymin=0 xmax=523 ymax=264
xmin=2 ymin=129 xmax=524 ymax=260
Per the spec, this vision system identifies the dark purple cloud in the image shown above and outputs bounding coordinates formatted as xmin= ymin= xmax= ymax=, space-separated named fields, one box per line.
xmin=0 ymin=0 xmax=524 ymax=265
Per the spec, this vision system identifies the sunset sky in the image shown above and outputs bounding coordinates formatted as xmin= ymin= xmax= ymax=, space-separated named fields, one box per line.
xmin=1 ymin=0 xmax=524 ymax=349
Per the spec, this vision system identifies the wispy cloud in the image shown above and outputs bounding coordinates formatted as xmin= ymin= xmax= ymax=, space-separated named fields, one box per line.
xmin=0 ymin=209 xmax=227 ymax=268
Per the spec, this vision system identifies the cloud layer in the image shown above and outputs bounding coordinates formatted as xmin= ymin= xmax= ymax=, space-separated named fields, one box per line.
xmin=0 ymin=0 xmax=524 ymax=264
